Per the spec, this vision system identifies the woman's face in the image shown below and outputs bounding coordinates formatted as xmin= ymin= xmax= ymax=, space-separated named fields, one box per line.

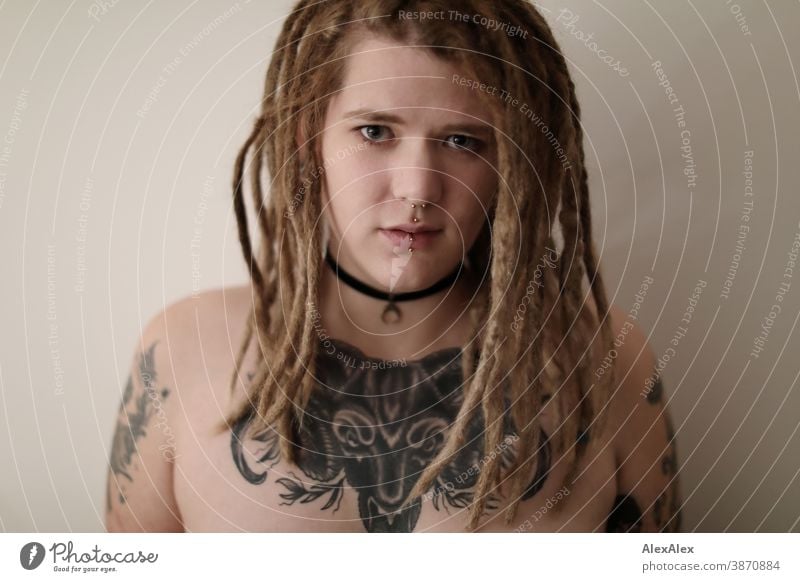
xmin=317 ymin=34 xmax=498 ymax=293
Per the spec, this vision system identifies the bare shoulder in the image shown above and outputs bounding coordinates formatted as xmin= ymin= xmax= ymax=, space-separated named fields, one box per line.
xmin=581 ymin=297 xmax=659 ymax=415
xmin=162 ymin=285 xmax=254 ymax=343
xmin=602 ymin=303 xmax=664 ymax=447
xmin=601 ymin=302 xmax=682 ymax=532
xmin=104 ymin=285 xmax=253 ymax=531
xmin=156 ymin=284 xmax=255 ymax=374
xmin=152 ymin=284 xmax=260 ymax=415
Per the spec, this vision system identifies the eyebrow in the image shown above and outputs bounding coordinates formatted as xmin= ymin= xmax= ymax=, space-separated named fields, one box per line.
xmin=342 ymin=108 xmax=494 ymax=139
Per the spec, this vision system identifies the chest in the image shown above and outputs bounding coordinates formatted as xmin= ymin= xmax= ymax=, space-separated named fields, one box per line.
xmin=173 ymin=426 xmax=617 ymax=532
xmin=172 ymin=367 xmax=619 ymax=532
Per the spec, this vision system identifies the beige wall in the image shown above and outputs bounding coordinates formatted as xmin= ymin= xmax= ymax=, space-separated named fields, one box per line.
xmin=0 ymin=0 xmax=797 ymax=532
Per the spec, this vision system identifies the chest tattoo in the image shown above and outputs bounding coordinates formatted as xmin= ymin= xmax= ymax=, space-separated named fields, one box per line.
xmin=230 ymin=339 xmax=552 ymax=532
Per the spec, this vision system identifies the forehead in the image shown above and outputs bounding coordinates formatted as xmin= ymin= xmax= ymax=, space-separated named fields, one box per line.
xmin=327 ymin=35 xmax=494 ymax=125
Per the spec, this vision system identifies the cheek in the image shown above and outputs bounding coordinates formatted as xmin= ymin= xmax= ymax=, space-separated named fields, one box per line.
xmin=323 ymin=163 xmax=386 ymax=239
xmin=450 ymin=171 xmax=495 ymax=227
xmin=325 ymin=160 xmax=387 ymax=215
xmin=442 ymin=201 xmax=485 ymax=252
xmin=464 ymin=201 xmax=491 ymax=237
xmin=448 ymin=156 xmax=496 ymax=203
xmin=323 ymin=188 xmax=361 ymax=238
xmin=473 ymin=164 xmax=498 ymax=205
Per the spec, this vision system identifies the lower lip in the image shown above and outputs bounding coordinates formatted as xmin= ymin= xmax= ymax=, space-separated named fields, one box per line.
xmin=379 ymin=229 xmax=442 ymax=250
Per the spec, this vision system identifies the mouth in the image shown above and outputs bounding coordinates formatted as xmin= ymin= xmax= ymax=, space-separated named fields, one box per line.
xmin=379 ymin=228 xmax=442 ymax=250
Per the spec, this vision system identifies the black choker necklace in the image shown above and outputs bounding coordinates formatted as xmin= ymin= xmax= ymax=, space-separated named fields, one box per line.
xmin=324 ymin=250 xmax=464 ymax=324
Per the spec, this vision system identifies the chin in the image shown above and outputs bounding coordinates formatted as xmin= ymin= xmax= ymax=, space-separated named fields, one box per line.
xmin=374 ymin=254 xmax=461 ymax=293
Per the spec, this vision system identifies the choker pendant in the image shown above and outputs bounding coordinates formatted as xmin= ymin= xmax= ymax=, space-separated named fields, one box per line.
xmin=382 ymin=295 xmax=402 ymax=324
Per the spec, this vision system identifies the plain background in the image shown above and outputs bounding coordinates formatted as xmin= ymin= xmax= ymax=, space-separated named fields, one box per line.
xmin=0 ymin=0 xmax=798 ymax=532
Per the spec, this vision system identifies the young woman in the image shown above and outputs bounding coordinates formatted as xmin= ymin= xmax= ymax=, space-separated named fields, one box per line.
xmin=106 ymin=0 xmax=682 ymax=533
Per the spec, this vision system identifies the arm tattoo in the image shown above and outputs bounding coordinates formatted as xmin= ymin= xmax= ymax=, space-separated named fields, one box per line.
xmin=106 ymin=341 xmax=170 ymax=511
xmin=647 ymin=370 xmax=682 ymax=531
xmin=653 ymin=407 xmax=682 ymax=532
xmin=606 ymin=493 xmax=643 ymax=532
xmin=646 ymin=373 xmax=664 ymax=405
xmin=231 ymin=339 xmax=554 ymax=532
xmin=607 ymin=371 xmax=682 ymax=532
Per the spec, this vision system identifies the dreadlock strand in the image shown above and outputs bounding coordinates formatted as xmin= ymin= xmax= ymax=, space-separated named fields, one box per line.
xmin=401 ymin=343 xmax=497 ymax=506
xmin=467 ymin=374 xmax=508 ymax=530
xmin=232 ymin=118 xmax=267 ymax=294
xmin=503 ymin=237 xmax=552 ymax=522
xmin=229 ymin=304 xmax=255 ymax=399
xmin=261 ymin=191 xmax=319 ymax=434
xmin=465 ymin=198 xmax=522 ymax=527
xmin=292 ymin=193 xmax=324 ymax=431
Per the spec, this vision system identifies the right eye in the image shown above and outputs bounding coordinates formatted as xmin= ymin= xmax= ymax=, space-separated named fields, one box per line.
xmin=358 ymin=125 xmax=394 ymax=143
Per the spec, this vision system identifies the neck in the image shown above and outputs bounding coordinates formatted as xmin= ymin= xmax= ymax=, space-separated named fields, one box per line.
xmin=318 ymin=256 xmax=477 ymax=360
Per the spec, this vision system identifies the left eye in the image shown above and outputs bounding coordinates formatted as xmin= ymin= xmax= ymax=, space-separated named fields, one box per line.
xmin=445 ymin=134 xmax=481 ymax=152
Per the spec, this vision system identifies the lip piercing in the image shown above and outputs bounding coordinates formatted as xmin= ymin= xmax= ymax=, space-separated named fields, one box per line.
xmin=408 ymin=202 xmax=426 ymax=253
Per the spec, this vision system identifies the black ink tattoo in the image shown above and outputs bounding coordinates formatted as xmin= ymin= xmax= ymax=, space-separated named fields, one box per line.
xmin=106 ymin=341 xmax=169 ymax=511
xmin=653 ymin=407 xmax=682 ymax=532
xmin=646 ymin=373 xmax=664 ymax=404
xmin=231 ymin=338 xmax=552 ymax=532
xmin=576 ymin=421 xmax=591 ymax=448
xmin=605 ymin=493 xmax=643 ymax=532
xmin=230 ymin=411 xmax=280 ymax=485
xmin=276 ymin=472 xmax=346 ymax=511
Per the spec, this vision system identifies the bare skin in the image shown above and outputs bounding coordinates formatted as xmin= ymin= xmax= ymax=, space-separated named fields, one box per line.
xmin=105 ymin=285 xmax=682 ymax=533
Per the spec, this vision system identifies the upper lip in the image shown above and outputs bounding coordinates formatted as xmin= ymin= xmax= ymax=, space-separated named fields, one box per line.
xmin=382 ymin=223 xmax=441 ymax=233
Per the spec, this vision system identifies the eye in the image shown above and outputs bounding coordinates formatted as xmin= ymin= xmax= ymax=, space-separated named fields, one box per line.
xmin=445 ymin=134 xmax=482 ymax=152
xmin=358 ymin=125 xmax=393 ymax=143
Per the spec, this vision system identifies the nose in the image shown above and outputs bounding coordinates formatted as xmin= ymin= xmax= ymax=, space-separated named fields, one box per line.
xmin=389 ymin=137 xmax=444 ymax=208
